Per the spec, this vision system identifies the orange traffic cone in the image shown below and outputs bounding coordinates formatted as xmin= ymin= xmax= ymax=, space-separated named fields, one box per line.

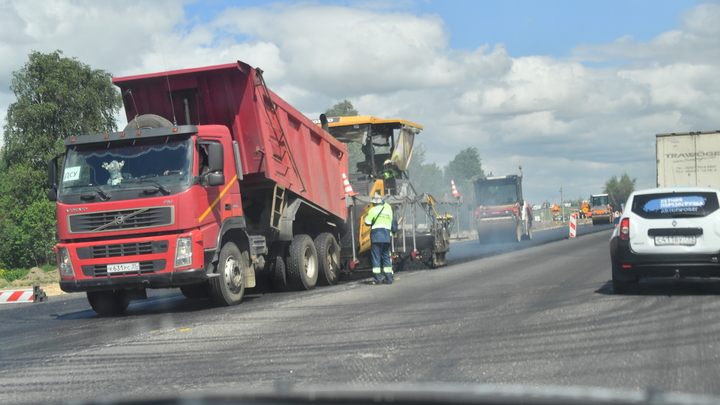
xmin=342 ymin=173 xmax=358 ymax=196
xmin=451 ymin=180 xmax=461 ymax=198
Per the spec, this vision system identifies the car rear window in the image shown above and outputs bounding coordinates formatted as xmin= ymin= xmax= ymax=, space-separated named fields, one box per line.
xmin=631 ymin=191 xmax=719 ymax=219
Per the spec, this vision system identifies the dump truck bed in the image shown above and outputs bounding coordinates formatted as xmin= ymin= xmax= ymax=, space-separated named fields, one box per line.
xmin=113 ymin=61 xmax=348 ymax=221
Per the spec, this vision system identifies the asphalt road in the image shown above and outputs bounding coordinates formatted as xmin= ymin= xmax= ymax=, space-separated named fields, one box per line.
xmin=3 ymin=224 xmax=720 ymax=404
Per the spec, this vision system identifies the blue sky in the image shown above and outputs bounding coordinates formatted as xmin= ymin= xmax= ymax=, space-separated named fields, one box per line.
xmin=183 ymin=0 xmax=697 ymax=57
xmin=429 ymin=0 xmax=695 ymax=56
xmin=1 ymin=0 xmax=719 ymax=204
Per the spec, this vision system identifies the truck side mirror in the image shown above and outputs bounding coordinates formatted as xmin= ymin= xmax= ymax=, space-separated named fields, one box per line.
xmin=47 ymin=156 xmax=58 ymax=202
xmin=207 ymin=143 xmax=224 ymax=172
xmin=206 ymin=143 xmax=225 ymax=186
xmin=47 ymin=157 xmax=57 ymax=189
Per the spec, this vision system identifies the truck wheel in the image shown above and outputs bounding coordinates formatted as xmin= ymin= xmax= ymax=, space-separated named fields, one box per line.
xmin=180 ymin=283 xmax=209 ymax=299
xmin=269 ymin=246 xmax=289 ymax=292
xmin=286 ymin=234 xmax=318 ymax=290
xmin=87 ymin=290 xmax=130 ymax=316
xmin=315 ymin=232 xmax=340 ymax=286
xmin=208 ymin=242 xmax=246 ymax=306
xmin=123 ymin=114 xmax=172 ymax=131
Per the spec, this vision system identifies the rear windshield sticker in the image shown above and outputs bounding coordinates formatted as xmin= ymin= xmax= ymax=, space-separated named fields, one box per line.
xmin=643 ymin=196 xmax=706 ymax=214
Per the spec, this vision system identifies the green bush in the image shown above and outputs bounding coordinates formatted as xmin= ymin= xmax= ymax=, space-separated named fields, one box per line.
xmin=1 ymin=268 xmax=29 ymax=282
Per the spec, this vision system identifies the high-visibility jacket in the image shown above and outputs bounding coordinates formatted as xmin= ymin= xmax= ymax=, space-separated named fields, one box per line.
xmin=381 ymin=167 xmax=399 ymax=179
xmin=364 ymin=203 xmax=397 ymax=243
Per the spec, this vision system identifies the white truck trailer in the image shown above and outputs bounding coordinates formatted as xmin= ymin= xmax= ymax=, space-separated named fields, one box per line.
xmin=656 ymin=130 xmax=720 ymax=188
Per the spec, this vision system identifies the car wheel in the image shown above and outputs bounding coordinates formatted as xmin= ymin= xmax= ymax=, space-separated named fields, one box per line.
xmin=612 ymin=260 xmax=638 ymax=295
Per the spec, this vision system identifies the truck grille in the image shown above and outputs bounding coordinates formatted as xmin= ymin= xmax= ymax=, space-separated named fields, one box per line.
xmin=76 ymin=241 xmax=169 ymax=259
xmin=81 ymin=260 xmax=166 ymax=277
xmin=68 ymin=206 xmax=174 ymax=234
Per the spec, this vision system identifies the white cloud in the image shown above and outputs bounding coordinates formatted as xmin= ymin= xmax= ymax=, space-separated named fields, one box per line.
xmin=212 ymin=3 xmax=511 ymax=98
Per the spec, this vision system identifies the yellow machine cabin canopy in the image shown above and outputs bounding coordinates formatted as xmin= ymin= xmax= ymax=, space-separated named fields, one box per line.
xmin=321 ymin=116 xmax=422 ymax=172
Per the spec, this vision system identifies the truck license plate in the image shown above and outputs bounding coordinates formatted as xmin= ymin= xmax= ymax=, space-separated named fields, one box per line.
xmin=107 ymin=262 xmax=140 ymax=273
xmin=655 ymin=235 xmax=696 ymax=246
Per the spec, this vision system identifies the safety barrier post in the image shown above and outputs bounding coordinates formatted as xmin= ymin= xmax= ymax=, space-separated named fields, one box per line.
xmin=0 ymin=286 xmax=47 ymax=304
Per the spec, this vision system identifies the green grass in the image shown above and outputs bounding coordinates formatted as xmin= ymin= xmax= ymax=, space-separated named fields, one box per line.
xmin=0 ymin=268 xmax=29 ymax=282
xmin=0 ymin=264 xmax=56 ymax=283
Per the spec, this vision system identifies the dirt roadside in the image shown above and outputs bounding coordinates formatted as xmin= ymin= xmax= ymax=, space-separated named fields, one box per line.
xmin=1 ymin=267 xmax=65 ymax=297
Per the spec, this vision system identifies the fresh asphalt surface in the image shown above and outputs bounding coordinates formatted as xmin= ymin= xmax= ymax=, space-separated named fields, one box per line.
xmin=4 ymin=222 xmax=720 ymax=404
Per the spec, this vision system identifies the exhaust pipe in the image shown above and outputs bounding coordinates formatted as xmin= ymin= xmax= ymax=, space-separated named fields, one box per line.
xmin=319 ymin=114 xmax=329 ymax=132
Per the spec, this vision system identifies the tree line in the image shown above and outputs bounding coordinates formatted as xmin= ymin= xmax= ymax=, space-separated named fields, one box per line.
xmin=0 ymin=51 xmax=635 ymax=269
xmin=0 ymin=50 xmax=121 ymax=269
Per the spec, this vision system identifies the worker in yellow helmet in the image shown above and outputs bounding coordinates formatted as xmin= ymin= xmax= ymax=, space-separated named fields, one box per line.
xmin=364 ymin=193 xmax=398 ymax=284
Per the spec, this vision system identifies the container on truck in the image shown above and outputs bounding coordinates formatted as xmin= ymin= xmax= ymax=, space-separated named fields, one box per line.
xmin=656 ymin=130 xmax=720 ymax=188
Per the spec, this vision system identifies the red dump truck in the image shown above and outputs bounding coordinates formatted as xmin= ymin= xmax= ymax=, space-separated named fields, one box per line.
xmin=47 ymin=61 xmax=451 ymax=315
xmin=47 ymin=61 xmax=350 ymax=315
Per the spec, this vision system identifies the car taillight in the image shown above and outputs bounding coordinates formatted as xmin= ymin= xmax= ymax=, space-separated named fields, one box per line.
xmin=619 ymin=218 xmax=630 ymax=241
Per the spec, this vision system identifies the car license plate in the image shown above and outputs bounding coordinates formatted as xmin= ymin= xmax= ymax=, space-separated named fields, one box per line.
xmin=107 ymin=262 xmax=140 ymax=273
xmin=655 ymin=235 xmax=696 ymax=246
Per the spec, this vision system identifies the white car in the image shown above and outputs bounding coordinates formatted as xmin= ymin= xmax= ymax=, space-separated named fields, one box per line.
xmin=609 ymin=186 xmax=720 ymax=294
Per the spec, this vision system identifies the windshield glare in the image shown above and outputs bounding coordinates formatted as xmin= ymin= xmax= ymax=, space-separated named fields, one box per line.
xmin=59 ymin=136 xmax=193 ymax=196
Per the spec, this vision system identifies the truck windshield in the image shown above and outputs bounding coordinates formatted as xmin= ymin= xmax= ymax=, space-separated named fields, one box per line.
xmin=592 ymin=195 xmax=609 ymax=206
xmin=475 ymin=178 xmax=519 ymax=206
xmin=59 ymin=136 xmax=193 ymax=200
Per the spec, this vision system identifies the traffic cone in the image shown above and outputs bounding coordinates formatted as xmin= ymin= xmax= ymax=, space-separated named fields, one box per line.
xmin=451 ymin=180 xmax=461 ymax=198
xmin=342 ymin=173 xmax=358 ymax=196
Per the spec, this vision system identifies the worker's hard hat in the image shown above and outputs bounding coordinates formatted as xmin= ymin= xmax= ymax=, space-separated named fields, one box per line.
xmin=383 ymin=159 xmax=393 ymax=166
xmin=372 ymin=192 xmax=383 ymax=204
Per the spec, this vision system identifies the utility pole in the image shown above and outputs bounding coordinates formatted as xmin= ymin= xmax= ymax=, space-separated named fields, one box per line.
xmin=560 ymin=187 xmax=564 ymax=221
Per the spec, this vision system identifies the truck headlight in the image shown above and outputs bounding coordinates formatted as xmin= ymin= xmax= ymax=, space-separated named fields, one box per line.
xmin=175 ymin=236 xmax=193 ymax=268
xmin=58 ymin=247 xmax=75 ymax=277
